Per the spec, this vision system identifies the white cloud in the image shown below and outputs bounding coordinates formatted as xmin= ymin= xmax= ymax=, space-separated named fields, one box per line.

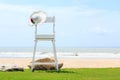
xmin=0 ymin=3 xmax=117 ymax=47
xmin=92 ymin=26 xmax=109 ymax=35
xmin=0 ymin=3 xmax=105 ymax=29
xmin=0 ymin=3 xmax=33 ymax=12
xmin=0 ymin=3 xmax=104 ymax=16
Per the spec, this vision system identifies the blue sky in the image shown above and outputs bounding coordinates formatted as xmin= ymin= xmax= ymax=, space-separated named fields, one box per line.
xmin=0 ymin=0 xmax=120 ymax=47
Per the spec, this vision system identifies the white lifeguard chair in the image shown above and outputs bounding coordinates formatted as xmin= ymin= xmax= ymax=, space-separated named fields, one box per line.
xmin=30 ymin=11 xmax=59 ymax=72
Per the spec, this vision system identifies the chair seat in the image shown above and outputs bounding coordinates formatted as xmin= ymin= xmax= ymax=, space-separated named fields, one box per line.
xmin=36 ymin=35 xmax=54 ymax=40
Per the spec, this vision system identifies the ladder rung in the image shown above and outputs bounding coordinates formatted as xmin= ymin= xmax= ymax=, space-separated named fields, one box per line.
xmin=36 ymin=35 xmax=54 ymax=39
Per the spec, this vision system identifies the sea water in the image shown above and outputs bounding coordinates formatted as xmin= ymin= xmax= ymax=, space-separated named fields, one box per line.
xmin=0 ymin=47 xmax=120 ymax=58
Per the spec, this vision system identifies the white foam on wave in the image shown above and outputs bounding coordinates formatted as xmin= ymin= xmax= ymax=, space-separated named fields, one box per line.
xmin=1 ymin=52 xmax=120 ymax=59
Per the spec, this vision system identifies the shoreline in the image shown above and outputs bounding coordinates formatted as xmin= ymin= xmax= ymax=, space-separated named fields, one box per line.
xmin=0 ymin=58 xmax=120 ymax=69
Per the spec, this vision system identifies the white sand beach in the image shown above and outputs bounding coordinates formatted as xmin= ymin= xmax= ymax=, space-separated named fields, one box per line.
xmin=0 ymin=58 xmax=120 ymax=69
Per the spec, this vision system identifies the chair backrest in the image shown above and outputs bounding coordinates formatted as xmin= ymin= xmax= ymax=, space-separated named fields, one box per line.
xmin=44 ymin=16 xmax=55 ymax=34
xmin=45 ymin=16 xmax=55 ymax=23
xmin=34 ymin=16 xmax=55 ymax=35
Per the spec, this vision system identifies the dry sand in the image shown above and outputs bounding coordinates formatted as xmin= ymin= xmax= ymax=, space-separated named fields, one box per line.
xmin=0 ymin=58 xmax=120 ymax=69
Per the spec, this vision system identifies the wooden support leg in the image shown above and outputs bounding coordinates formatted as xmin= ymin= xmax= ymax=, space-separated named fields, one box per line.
xmin=31 ymin=40 xmax=37 ymax=72
xmin=52 ymin=40 xmax=59 ymax=71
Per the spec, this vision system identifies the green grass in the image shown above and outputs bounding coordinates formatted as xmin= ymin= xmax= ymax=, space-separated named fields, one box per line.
xmin=0 ymin=68 xmax=120 ymax=80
